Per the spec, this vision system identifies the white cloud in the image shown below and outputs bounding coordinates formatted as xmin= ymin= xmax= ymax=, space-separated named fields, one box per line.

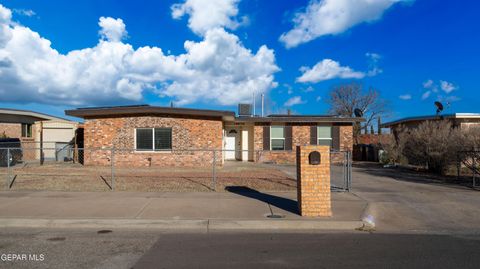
xmin=13 ymin=9 xmax=36 ymax=17
xmin=399 ymin=94 xmax=411 ymax=100
xmin=423 ymin=79 xmax=458 ymax=98
xmin=98 ymin=17 xmax=127 ymax=42
xmin=297 ymin=59 xmax=365 ymax=83
xmin=303 ymin=86 xmax=314 ymax=92
xmin=421 ymin=91 xmax=431 ymax=100
xmin=440 ymin=80 xmax=456 ymax=94
xmin=279 ymin=0 xmax=410 ymax=48
xmin=284 ymin=96 xmax=306 ymax=107
xmin=423 ymin=79 xmax=433 ymax=89
xmin=0 ymin=4 xmax=278 ymax=106
xmin=171 ymin=0 xmax=246 ymax=35
xmin=366 ymin=52 xmax=383 ymax=76
xmin=316 ymin=96 xmax=322 ymax=102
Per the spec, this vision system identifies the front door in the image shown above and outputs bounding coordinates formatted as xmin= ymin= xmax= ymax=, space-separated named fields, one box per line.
xmin=224 ymin=129 xmax=238 ymax=160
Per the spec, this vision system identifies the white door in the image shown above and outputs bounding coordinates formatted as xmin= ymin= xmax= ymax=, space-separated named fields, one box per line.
xmin=224 ymin=129 xmax=238 ymax=160
xmin=225 ymin=136 xmax=236 ymax=160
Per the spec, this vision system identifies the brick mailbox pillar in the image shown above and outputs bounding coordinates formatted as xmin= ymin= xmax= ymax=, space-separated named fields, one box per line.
xmin=296 ymin=145 xmax=332 ymax=217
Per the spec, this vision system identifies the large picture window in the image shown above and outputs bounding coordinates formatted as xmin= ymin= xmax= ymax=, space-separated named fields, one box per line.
xmin=317 ymin=126 xmax=332 ymax=146
xmin=136 ymin=128 xmax=172 ymax=151
xmin=270 ymin=126 xmax=285 ymax=151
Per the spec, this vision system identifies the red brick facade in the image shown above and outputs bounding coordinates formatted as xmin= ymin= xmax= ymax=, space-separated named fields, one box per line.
xmin=83 ymin=115 xmax=223 ymax=167
xmin=255 ymin=124 xmax=354 ymax=164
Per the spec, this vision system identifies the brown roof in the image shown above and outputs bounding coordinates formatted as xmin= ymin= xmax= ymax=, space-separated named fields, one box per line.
xmin=65 ymin=105 xmax=235 ymax=120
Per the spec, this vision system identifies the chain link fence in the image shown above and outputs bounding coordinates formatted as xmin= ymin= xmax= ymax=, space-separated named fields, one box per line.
xmin=1 ymin=147 xmax=352 ymax=192
xmin=330 ymin=150 xmax=352 ymax=192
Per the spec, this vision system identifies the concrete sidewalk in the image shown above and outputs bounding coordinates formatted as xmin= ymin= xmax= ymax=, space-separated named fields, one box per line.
xmin=0 ymin=191 xmax=367 ymax=231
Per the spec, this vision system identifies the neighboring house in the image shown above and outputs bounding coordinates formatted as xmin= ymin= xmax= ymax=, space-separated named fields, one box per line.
xmin=0 ymin=108 xmax=78 ymax=160
xmin=382 ymin=113 xmax=480 ymax=136
xmin=65 ymin=105 xmax=362 ymax=167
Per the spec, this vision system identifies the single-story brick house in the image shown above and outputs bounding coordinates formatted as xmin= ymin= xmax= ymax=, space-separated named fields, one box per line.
xmin=65 ymin=105 xmax=362 ymax=167
xmin=0 ymin=108 xmax=78 ymax=160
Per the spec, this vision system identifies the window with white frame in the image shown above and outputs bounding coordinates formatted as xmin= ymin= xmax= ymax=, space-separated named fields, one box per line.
xmin=136 ymin=128 xmax=172 ymax=151
xmin=270 ymin=126 xmax=285 ymax=151
xmin=317 ymin=126 xmax=332 ymax=146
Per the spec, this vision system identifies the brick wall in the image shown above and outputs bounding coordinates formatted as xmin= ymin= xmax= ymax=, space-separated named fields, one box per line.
xmin=255 ymin=123 xmax=354 ymax=165
xmin=83 ymin=115 xmax=223 ymax=167
xmin=0 ymin=123 xmax=21 ymax=138
xmin=296 ymin=145 xmax=331 ymax=217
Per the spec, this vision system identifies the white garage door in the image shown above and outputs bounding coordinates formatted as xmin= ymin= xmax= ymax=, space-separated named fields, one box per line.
xmin=42 ymin=128 xmax=74 ymax=159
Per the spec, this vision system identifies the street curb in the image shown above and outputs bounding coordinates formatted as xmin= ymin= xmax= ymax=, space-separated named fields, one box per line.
xmin=0 ymin=219 xmax=208 ymax=230
xmin=0 ymin=218 xmax=364 ymax=231
xmin=208 ymin=220 xmax=364 ymax=230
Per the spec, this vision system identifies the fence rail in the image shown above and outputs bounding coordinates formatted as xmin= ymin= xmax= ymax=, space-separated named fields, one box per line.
xmin=0 ymin=147 xmax=352 ymax=192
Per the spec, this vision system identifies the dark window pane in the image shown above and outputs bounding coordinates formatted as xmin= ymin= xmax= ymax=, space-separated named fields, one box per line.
xmin=136 ymin=129 xmax=153 ymax=150
xmin=271 ymin=139 xmax=285 ymax=150
xmin=21 ymin=124 xmax=26 ymax=137
xmin=21 ymin=123 xmax=32 ymax=138
xmin=27 ymin=124 xmax=32 ymax=137
xmin=154 ymin=128 xmax=172 ymax=150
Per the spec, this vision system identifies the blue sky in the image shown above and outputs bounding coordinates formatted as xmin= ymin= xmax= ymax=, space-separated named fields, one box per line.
xmin=0 ymin=0 xmax=478 ymax=123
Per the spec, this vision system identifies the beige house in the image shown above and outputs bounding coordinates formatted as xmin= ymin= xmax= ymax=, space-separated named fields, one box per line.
xmin=0 ymin=108 xmax=79 ymax=160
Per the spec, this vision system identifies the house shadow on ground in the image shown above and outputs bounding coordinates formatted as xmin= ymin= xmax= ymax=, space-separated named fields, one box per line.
xmin=225 ymin=186 xmax=299 ymax=215
xmin=353 ymin=162 xmax=479 ymax=191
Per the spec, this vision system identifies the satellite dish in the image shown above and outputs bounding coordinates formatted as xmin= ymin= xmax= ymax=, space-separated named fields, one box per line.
xmin=434 ymin=101 xmax=444 ymax=115
xmin=354 ymin=108 xmax=364 ymax=118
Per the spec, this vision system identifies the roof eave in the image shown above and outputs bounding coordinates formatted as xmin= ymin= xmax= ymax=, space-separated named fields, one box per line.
xmin=65 ymin=107 xmax=235 ymax=119
xmin=234 ymin=117 xmax=364 ymax=123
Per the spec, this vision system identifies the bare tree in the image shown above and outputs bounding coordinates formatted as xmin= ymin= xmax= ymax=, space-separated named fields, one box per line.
xmin=400 ymin=120 xmax=462 ymax=174
xmin=327 ymin=83 xmax=388 ymax=141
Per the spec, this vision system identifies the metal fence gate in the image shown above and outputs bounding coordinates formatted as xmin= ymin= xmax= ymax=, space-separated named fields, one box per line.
xmin=330 ymin=150 xmax=352 ymax=192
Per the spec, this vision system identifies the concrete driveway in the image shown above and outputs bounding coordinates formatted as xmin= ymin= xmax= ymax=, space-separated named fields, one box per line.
xmin=352 ymin=163 xmax=480 ymax=234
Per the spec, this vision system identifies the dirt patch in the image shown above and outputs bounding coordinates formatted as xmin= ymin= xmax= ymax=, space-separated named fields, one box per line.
xmin=6 ymin=162 xmax=297 ymax=192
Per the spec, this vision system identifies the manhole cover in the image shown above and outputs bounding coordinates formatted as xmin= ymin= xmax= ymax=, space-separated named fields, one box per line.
xmin=97 ymin=230 xmax=113 ymax=234
xmin=266 ymin=214 xmax=285 ymax=219
xmin=47 ymin=237 xmax=66 ymax=241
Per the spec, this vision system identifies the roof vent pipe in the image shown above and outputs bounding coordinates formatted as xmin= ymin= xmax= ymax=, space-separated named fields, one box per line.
xmin=261 ymin=94 xmax=264 ymax=117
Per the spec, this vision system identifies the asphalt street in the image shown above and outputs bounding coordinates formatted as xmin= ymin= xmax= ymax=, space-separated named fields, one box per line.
xmin=1 ymin=229 xmax=479 ymax=269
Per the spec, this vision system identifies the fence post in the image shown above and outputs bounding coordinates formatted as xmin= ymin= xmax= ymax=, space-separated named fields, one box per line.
xmin=212 ymin=150 xmax=216 ymax=191
xmin=6 ymin=149 xmax=10 ymax=190
xmin=111 ymin=147 xmax=115 ymax=191
xmin=347 ymin=151 xmax=352 ymax=192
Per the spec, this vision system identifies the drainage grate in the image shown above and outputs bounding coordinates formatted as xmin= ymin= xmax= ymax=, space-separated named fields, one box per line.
xmin=266 ymin=214 xmax=285 ymax=219
xmin=97 ymin=230 xmax=113 ymax=234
